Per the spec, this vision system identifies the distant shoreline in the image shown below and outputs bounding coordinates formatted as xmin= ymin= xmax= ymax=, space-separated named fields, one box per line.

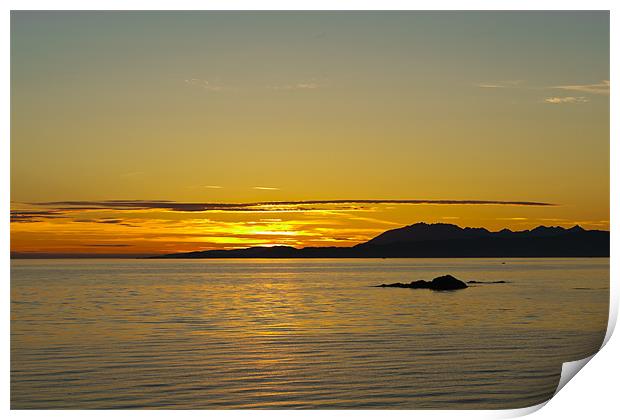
xmin=11 ymin=223 xmax=610 ymax=260
xmin=11 ymin=255 xmax=611 ymax=260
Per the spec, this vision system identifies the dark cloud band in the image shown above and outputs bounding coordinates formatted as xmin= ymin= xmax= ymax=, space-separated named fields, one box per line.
xmin=29 ymin=199 xmax=555 ymax=213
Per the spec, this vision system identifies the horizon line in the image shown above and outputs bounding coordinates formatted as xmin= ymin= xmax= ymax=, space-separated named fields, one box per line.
xmin=11 ymin=222 xmax=608 ymax=259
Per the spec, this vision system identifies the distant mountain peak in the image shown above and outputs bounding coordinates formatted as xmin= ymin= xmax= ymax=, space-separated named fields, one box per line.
xmin=532 ymin=225 xmax=563 ymax=230
xmin=364 ymin=222 xmax=490 ymax=246
xmin=362 ymin=222 xmax=595 ymax=246
xmin=154 ymin=222 xmax=609 ymax=259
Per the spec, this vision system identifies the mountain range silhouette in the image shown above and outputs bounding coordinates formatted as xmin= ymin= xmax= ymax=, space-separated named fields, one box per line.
xmin=154 ymin=222 xmax=609 ymax=259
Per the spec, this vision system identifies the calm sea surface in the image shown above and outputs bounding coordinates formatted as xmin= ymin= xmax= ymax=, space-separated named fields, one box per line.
xmin=11 ymin=258 xmax=608 ymax=409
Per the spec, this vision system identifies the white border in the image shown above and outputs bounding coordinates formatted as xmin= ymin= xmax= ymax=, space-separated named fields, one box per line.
xmin=3 ymin=2 xmax=617 ymax=419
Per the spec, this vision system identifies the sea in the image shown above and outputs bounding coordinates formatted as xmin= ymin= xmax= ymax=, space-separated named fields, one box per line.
xmin=11 ymin=258 xmax=609 ymax=409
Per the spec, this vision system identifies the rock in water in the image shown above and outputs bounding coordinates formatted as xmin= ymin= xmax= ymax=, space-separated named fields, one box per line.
xmin=429 ymin=275 xmax=468 ymax=290
xmin=376 ymin=274 xmax=468 ymax=290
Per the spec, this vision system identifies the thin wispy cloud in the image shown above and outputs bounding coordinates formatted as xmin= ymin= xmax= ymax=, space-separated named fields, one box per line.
xmin=268 ymin=81 xmax=322 ymax=90
xmin=478 ymin=79 xmax=609 ymax=105
xmin=185 ymin=78 xmax=324 ymax=92
xmin=73 ymin=218 xmax=137 ymax=227
xmin=21 ymin=199 xmax=557 ymax=218
xmin=184 ymin=78 xmax=225 ymax=92
xmin=253 ymin=186 xmax=280 ymax=191
xmin=551 ymin=80 xmax=609 ymax=95
xmin=476 ymin=80 xmax=522 ymax=89
xmin=184 ymin=77 xmax=324 ymax=93
xmin=187 ymin=185 xmax=224 ymax=190
xmin=84 ymin=244 xmax=133 ymax=247
xmin=10 ymin=210 xmax=66 ymax=223
xmin=294 ymin=83 xmax=320 ymax=89
xmin=544 ymin=96 xmax=589 ymax=104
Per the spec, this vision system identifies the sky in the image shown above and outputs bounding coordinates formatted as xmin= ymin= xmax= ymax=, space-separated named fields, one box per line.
xmin=10 ymin=11 xmax=610 ymax=256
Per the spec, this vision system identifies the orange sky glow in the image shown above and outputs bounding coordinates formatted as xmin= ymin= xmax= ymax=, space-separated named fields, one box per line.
xmin=11 ymin=12 xmax=609 ymax=256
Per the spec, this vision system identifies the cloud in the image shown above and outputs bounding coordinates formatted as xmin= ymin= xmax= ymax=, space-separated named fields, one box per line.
xmin=476 ymin=80 xmax=522 ymax=89
xmin=184 ymin=78 xmax=225 ymax=92
xmin=253 ymin=186 xmax=280 ymax=191
xmin=186 ymin=185 xmax=224 ymax=190
xmin=74 ymin=218 xmax=121 ymax=224
xmin=544 ymin=80 xmax=609 ymax=104
xmin=552 ymin=80 xmax=609 ymax=95
xmin=544 ymin=96 xmax=589 ymax=104
xmin=26 ymin=198 xmax=556 ymax=216
xmin=72 ymin=218 xmax=138 ymax=227
xmin=84 ymin=244 xmax=133 ymax=247
xmin=10 ymin=210 xmax=66 ymax=223
xmin=294 ymin=83 xmax=320 ymax=89
xmin=185 ymin=78 xmax=324 ymax=92
xmin=478 ymin=80 xmax=608 ymax=105
xmin=268 ymin=81 xmax=321 ymax=90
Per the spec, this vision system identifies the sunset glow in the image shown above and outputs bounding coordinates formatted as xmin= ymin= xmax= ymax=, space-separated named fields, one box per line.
xmin=10 ymin=11 xmax=609 ymax=256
